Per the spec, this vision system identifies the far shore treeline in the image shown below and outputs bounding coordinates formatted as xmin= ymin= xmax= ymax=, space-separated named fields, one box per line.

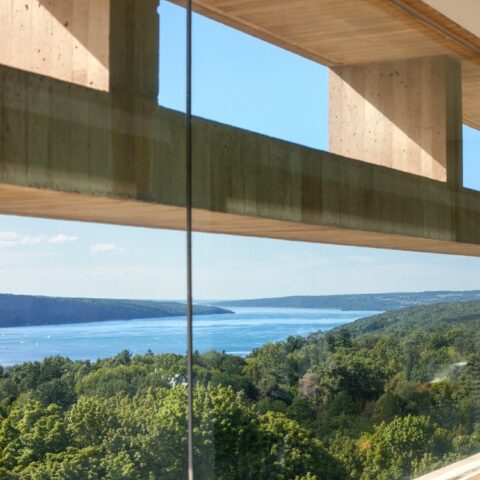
xmin=216 ymin=290 xmax=480 ymax=311
xmin=2 ymin=289 xmax=480 ymax=328
xmin=0 ymin=294 xmax=231 ymax=328
xmin=1 ymin=300 xmax=480 ymax=478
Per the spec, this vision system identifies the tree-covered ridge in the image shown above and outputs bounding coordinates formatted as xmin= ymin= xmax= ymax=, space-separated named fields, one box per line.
xmin=0 ymin=293 xmax=231 ymax=327
xmin=338 ymin=300 xmax=480 ymax=337
xmin=216 ymin=290 xmax=480 ymax=311
xmin=1 ymin=300 xmax=480 ymax=478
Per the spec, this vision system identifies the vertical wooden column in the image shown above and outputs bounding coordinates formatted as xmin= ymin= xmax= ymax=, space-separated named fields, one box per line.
xmin=0 ymin=0 xmax=109 ymax=90
xmin=329 ymin=56 xmax=462 ymax=185
xmin=109 ymin=0 xmax=160 ymax=196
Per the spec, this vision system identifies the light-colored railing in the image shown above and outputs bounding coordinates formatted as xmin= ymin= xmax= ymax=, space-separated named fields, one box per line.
xmin=414 ymin=453 xmax=480 ymax=480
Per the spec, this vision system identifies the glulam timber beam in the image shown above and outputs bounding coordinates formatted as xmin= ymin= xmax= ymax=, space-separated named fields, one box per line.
xmin=0 ymin=0 xmax=159 ymax=98
xmin=0 ymin=0 xmax=110 ymax=90
xmin=329 ymin=55 xmax=463 ymax=184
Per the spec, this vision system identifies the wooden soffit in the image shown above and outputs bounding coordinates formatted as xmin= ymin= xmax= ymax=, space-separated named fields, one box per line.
xmin=181 ymin=0 xmax=480 ymax=130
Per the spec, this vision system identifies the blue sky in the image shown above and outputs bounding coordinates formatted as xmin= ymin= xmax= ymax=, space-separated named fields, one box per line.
xmin=0 ymin=0 xmax=479 ymax=300
xmin=159 ymin=1 xmax=329 ymax=150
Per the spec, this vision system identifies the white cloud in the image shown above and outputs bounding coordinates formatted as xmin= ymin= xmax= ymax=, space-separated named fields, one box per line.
xmin=0 ymin=231 xmax=78 ymax=248
xmin=48 ymin=234 xmax=78 ymax=244
xmin=89 ymin=243 xmax=124 ymax=254
xmin=0 ymin=232 xmax=20 ymax=247
xmin=20 ymin=235 xmax=48 ymax=246
xmin=0 ymin=232 xmax=46 ymax=247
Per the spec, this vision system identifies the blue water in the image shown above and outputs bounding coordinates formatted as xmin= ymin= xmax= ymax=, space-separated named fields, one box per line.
xmin=0 ymin=307 xmax=379 ymax=366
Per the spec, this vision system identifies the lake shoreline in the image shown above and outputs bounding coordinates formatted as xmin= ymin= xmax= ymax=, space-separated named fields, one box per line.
xmin=0 ymin=307 xmax=378 ymax=366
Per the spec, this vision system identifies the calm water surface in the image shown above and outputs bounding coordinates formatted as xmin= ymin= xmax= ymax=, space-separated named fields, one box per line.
xmin=0 ymin=307 xmax=379 ymax=366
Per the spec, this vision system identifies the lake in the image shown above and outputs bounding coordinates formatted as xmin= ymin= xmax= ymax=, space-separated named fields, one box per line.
xmin=0 ymin=307 xmax=379 ymax=366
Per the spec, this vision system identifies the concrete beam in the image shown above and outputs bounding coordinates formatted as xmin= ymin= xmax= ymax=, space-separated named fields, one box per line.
xmin=1 ymin=65 xmax=480 ymax=256
xmin=109 ymin=0 xmax=159 ymax=98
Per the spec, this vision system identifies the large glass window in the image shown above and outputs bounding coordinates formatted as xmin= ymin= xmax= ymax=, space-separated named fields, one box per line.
xmin=191 ymin=233 xmax=480 ymax=479
xmin=187 ymin=2 xmax=480 ymax=479
xmin=0 ymin=0 xmax=191 ymax=477
xmin=0 ymin=216 xmax=193 ymax=477
xmin=1 ymin=0 xmax=479 ymax=479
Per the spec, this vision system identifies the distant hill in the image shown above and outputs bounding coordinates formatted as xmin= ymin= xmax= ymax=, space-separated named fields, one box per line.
xmin=215 ymin=290 xmax=480 ymax=311
xmin=0 ymin=294 xmax=232 ymax=328
xmin=339 ymin=300 xmax=480 ymax=338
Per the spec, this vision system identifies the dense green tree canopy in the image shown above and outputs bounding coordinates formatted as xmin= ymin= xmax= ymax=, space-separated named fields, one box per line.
xmin=1 ymin=300 xmax=480 ymax=478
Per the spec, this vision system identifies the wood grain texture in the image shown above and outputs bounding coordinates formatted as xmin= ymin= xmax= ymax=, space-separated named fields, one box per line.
xmin=173 ymin=0 xmax=480 ymax=129
xmin=1 ymin=0 xmax=477 ymax=127
xmin=0 ymin=182 xmax=480 ymax=257
xmin=0 ymin=0 xmax=109 ymax=90
xmin=329 ymin=56 xmax=462 ymax=183
xmin=0 ymin=0 xmax=477 ymax=256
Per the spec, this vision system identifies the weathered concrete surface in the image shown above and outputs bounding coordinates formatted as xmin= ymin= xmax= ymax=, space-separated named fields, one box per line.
xmin=1 ymin=64 xmax=480 ymax=256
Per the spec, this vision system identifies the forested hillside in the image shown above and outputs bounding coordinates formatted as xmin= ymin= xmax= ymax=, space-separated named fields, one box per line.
xmin=217 ymin=290 xmax=480 ymax=310
xmin=1 ymin=300 xmax=480 ymax=478
xmin=341 ymin=300 xmax=480 ymax=337
xmin=0 ymin=293 xmax=230 ymax=327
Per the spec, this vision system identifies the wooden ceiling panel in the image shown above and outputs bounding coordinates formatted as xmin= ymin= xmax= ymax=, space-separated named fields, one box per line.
xmin=177 ymin=0 xmax=480 ymax=128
